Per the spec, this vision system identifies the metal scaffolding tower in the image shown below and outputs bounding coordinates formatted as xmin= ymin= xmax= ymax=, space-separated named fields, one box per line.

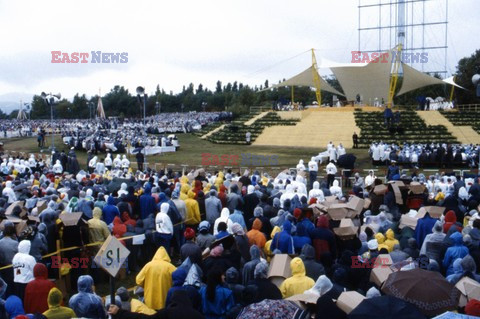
xmin=358 ymin=0 xmax=449 ymax=76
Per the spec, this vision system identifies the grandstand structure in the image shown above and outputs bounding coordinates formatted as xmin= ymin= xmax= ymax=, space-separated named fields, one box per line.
xmin=195 ymin=107 xmax=480 ymax=149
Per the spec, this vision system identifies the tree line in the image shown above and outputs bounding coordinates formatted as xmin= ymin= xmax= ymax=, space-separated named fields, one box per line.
xmin=3 ymin=49 xmax=479 ymax=119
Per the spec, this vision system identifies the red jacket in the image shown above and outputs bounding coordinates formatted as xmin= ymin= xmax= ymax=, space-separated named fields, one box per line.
xmin=444 ymin=210 xmax=461 ymax=233
xmin=24 ymin=263 xmax=56 ymax=313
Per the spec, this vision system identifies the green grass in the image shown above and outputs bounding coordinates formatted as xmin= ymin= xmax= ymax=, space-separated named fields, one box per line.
xmin=1 ymin=133 xmax=375 ymax=173
xmin=5 ymin=134 xmax=470 ymax=176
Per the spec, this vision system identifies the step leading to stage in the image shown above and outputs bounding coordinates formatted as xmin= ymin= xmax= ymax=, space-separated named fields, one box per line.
xmin=253 ymin=109 xmax=360 ymax=148
xmin=201 ymin=124 xmax=226 ymax=139
xmin=416 ymin=111 xmax=480 ymax=144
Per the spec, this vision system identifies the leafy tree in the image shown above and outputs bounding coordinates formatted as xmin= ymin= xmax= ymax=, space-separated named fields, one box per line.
xmin=215 ymin=81 xmax=222 ymax=93
xmin=454 ymin=49 xmax=480 ymax=104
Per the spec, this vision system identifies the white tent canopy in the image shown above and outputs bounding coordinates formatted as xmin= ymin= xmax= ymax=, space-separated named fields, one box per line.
xmin=396 ymin=63 xmax=446 ymax=96
xmin=269 ymin=65 xmax=344 ymax=96
xmin=331 ymin=51 xmax=393 ymax=103
xmin=443 ymin=76 xmax=466 ymax=90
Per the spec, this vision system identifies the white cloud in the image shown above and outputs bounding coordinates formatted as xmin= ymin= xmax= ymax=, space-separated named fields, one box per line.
xmin=0 ymin=0 xmax=477 ymax=102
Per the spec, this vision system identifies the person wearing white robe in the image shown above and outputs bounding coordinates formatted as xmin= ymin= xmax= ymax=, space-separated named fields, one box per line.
xmin=95 ymin=160 xmax=106 ymax=174
xmin=337 ymin=144 xmax=346 ymax=157
xmin=88 ymin=156 xmax=97 ymax=174
xmin=372 ymin=144 xmax=381 ymax=164
xmin=379 ymin=142 xmax=385 ymax=163
xmin=121 ymin=155 xmax=130 ymax=169
xmin=308 ymin=181 xmax=325 ymax=203
xmin=0 ymin=159 xmax=8 ymax=175
xmin=365 ymin=170 xmax=376 ymax=187
xmin=293 ymin=175 xmax=307 ymax=196
xmin=326 ymin=141 xmax=333 ymax=151
xmin=113 ymin=155 xmax=122 ymax=169
xmin=118 ymin=183 xmax=128 ymax=197
xmin=7 ymin=158 xmax=14 ymax=171
xmin=52 ymin=160 xmax=63 ymax=174
xmin=326 ymin=161 xmax=337 ymax=187
xmin=28 ymin=155 xmax=36 ymax=170
xmin=308 ymin=157 xmax=318 ymax=191
xmin=280 ymin=184 xmax=295 ymax=208
xmin=296 ymin=160 xmax=306 ymax=173
xmin=104 ymin=153 xmax=113 ymax=170
xmin=330 ymin=180 xmax=342 ymax=198
xmin=328 ymin=145 xmax=337 ymax=163
xmin=2 ymin=181 xmax=16 ymax=203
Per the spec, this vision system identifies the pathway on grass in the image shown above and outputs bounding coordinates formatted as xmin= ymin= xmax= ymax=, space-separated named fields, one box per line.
xmin=416 ymin=111 xmax=480 ymax=144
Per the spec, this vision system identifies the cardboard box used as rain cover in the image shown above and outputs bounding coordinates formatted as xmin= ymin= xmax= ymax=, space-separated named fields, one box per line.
xmin=409 ymin=182 xmax=425 ymax=194
xmin=455 ymin=276 xmax=480 ymax=307
xmin=336 ymin=291 xmax=365 ymax=314
xmin=399 ymin=214 xmax=418 ymax=230
xmin=286 ymin=293 xmax=319 ymax=305
xmin=327 ymin=204 xmax=349 ymax=221
xmin=370 ymin=266 xmax=393 ymax=287
xmin=310 ymin=203 xmax=328 ymax=217
xmin=268 ymin=254 xmax=292 ymax=288
xmin=373 ymin=184 xmax=388 ymax=195
xmin=59 ymin=213 xmax=84 ymax=227
xmin=15 ymin=220 xmax=27 ymax=237
xmin=36 ymin=200 xmax=48 ymax=214
xmin=333 ymin=218 xmax=358 ymax=239
xmin=375 ymin=254 xmax=393 ymax=267
xmin=363 ymin=198 xmax=371 ymax=210
xmin=346 ymin=196 xmax=364 ymax=218
xmin=94 ymin=235 xmax=130 ymax=277
xmin=390 ymin=181 xmax=404 ymax=205
xmin=416 ymin=206 xmax=445 ymax=219
xmin=6 ymin=201 xmax=24 ymax=216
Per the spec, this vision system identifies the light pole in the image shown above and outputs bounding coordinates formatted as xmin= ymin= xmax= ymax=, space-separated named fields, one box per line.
xmin=155 ymin=101 xmax=160 ymax=115
xmin=202 ymin=102 xmax=207 ymax=112
xmin=40 ymin=92 xmax=61 ymax=151
xmin=136 ymin=86 xmax=147 ymax=127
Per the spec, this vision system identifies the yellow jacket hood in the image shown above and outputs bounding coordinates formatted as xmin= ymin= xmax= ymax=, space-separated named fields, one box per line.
xmin=375 ymin=233 xmax=385 ymax=244
xmin=153 ymin=246 xmax=171 ymax=263
xmin=291 ymin=257 xmax=306 ymax=276
xmin=386 ymin=229 xmax=395 ymax=240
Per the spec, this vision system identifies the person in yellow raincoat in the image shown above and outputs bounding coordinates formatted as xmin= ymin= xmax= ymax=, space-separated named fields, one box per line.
xmin=180 ymin=175 xmax=190 ymax=185
xmin=136 ymin=246 xmax=176 ymax=310
xmin=214 ymin=172 xmax=224 ymax=190
xmin=43 ymin=287 xmax=77 ymax=319
xmin=384 ymin=229 xmax=399 ymax=252
xmin=375 ymin=233 xmax=389 ymax=252
xmin=264 ymin=226 xmax=281 ymax=262
xmin=280 ymin=257 xmax=315 ymax=298
xmin=185 ymin=189 xmax=201 ymax=227
xmin=87 ymin=207 xmax=110 ymax=244
xmin=180 ymin=184 xmax=190 ymax=201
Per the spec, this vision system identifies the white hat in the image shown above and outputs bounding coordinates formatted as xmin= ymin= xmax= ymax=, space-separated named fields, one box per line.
xmin=368 ymin=239 xmax=379 ymax=250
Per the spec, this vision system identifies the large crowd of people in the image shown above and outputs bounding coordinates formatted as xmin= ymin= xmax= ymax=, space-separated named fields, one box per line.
xmin=369 ymin=142 xmax=480 ymax=168
xmin=0 ymin=112 xmax=232 ymax=148
xmin=0 ymin=148 xmax=476 ymax=318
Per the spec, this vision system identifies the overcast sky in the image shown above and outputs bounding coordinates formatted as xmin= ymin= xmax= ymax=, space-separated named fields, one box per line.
xmin=0 ymin=0 xmax=478 ymax=102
